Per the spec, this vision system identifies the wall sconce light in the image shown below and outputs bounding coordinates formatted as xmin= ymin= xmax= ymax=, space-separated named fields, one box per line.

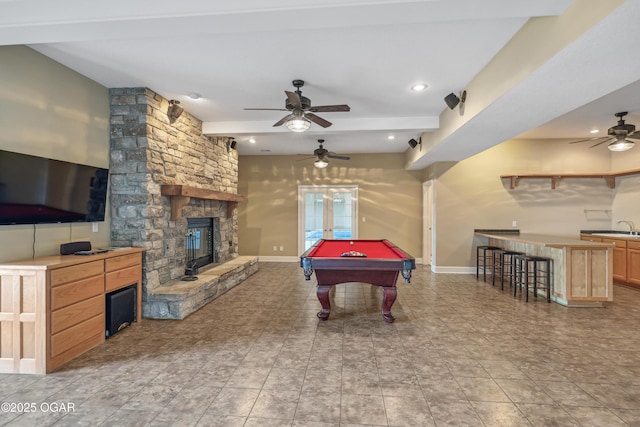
xmin=226 ymin=138 xmax=237 ymax=152
xmin=167 ymin=100 xmax=184 ymax=123
xmin=408 ymin=137 xmax=422 ymax=150
xmin=444 ymin=90 xmax=467 ymax=110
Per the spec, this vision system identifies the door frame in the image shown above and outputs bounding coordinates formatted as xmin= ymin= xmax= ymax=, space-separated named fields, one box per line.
xmin=298 ymin=185 xmax=359 ymax=255
xmin=423 ymin=180 xmax=433 ymax=268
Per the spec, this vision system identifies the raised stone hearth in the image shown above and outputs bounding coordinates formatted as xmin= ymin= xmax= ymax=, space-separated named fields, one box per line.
xmin=145 ymin=256 xmax=259 ymax=319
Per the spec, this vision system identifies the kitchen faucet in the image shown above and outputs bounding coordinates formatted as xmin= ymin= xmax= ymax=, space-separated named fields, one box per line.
xmin=617 ymin=220 xmax=637 ymax=235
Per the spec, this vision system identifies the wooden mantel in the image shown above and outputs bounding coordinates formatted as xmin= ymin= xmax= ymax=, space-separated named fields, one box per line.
xmin=161 ymin=184 xmax=246 ymax=220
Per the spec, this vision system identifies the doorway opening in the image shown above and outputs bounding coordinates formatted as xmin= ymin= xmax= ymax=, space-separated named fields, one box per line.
xmin=298 ymin=185 xmax=358 ymax=253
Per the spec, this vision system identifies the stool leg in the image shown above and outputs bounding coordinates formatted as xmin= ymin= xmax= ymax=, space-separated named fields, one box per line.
xmin=533 ymin=261 xmax=538 ymax=299
xmin=476 ymin=248 xmax=480 ymax=279
xmin=546 ymin=261 xmax=551 ymax=303
xmin=514 ymin=258 xmax=521 ymax=298
xmin=483 ymin=248 xmax=488 ymax=281
xmin=524 ymin=260 xmax=529 ymax=302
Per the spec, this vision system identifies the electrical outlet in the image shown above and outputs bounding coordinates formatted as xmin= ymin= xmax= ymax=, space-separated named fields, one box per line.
xmin=279 ymin=246 xmax=284 ymax=251
xmin=92 ymin=222 xmax=99 ymax=233
xmin=512 ymin=220 xmax=517 ymax=228
xmin=273 ymin=246 xmax=277 ymax=251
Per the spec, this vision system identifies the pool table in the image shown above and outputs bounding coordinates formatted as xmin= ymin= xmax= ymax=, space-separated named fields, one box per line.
xmin=300 ymin=239 xmax=415 ymax=323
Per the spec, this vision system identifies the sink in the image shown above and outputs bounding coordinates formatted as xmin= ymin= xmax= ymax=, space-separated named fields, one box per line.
xmin=592 ymin=233 xmax=640 ymax=239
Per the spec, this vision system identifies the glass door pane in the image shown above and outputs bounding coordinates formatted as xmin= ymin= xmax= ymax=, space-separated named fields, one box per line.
xmin=331 ymin=191 xmax=353 ymax=240
xmin=304 ymin=192 xmax=324 ymax=250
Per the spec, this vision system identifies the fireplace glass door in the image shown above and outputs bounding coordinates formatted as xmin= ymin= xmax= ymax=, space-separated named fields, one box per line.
xmin=186 ymin=217 xmax=219 ymax=269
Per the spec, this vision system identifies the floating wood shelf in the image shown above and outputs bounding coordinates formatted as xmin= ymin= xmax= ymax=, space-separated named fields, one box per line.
xmin=501 ymin=168 xmax=640 ymax=189
xmin=161 ymin=184 xmax=246 ymax=220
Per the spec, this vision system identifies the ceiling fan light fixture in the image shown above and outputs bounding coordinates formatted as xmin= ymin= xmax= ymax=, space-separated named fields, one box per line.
xmin=314 ymin=159 xmax=329 ymax=168
xmin=608 ymin=137 xmax=635 ymax=152
xmin=285 ymin=116 xmax=311 ymax=132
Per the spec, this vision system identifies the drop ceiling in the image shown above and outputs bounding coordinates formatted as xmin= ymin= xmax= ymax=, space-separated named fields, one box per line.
xmin=2 ymin=0 xmax=639 ymax=165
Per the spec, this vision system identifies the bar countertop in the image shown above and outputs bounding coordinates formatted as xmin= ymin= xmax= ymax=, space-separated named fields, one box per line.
xmin=474 ymin=231 xmax=614 ymax=249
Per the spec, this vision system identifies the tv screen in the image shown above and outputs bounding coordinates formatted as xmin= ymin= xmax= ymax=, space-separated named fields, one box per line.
xmin=0 ymin=150 xmax=109 ymax=225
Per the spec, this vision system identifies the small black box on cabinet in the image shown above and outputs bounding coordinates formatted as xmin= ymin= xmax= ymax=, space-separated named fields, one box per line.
xmin=60 ymin=241 xmax=91 ymax=255
xmin=105 ymin=286 xmax=136 ymax=338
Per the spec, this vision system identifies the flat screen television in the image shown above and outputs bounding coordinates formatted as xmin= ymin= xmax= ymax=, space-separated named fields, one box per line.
xmin=0 ymin=149 xmax=109 ymax=225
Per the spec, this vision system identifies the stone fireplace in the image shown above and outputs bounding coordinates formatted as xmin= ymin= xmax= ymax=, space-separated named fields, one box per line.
xmin=108 ymin=87 xmax=254 ymax=319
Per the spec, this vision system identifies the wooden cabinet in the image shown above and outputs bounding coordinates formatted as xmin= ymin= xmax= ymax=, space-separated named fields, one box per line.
xmin=582 ymin=234 xmax=640 ymax=288
xmin=601 ymin=238 xmax=628 ymax=282
xmin=0 ymin=248 xmax=143 ymax=374
xmin=628 ymin=240 xmax=640 ymax=286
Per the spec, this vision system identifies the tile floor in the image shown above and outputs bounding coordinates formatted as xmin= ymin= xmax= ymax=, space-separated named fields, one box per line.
xmin=2 ymin=262 xmax=640 ymax=426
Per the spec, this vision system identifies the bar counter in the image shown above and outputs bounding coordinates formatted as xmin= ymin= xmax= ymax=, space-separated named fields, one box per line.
xmin=475 ymin=231 xmax=613 ymax=307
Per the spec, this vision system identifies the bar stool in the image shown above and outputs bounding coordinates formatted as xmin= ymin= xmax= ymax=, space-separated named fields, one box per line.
xmin=513 ymin=255 xmax=552 ymax=302
xmin=492 ymin=250 xmax=523 ymax=290
xmin=476 ymin=245 xmax=501 ymax=282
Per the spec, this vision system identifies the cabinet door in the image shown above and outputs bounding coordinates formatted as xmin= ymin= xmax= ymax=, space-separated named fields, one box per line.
xmin=602 ymin=238 xmax=627 ymax=282
xmin=628 ymin=241 xmax=640 ymax=286
xmin=580 ymin=235 xmax=602 ymax=243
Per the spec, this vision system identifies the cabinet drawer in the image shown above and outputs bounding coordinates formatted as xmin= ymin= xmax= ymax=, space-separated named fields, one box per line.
xmin=628 ymin=240 xmax=640 ymax=250
xmin=51 ymin=314 xmax=104 ymax=358
xmin=51 ymin=275 xmax=104 ymax=310
xmin=52 ymin=295 xmax=103 ymax=334
xmin=601 ymin=238 xmax=628 ymax=248
xmin=105 ymin=253 xmax=141 ymax=273
xmin=51 ymin=261 xmax=103 ymax=286
xmin=105 ymin=265 xmax=140 ymax=292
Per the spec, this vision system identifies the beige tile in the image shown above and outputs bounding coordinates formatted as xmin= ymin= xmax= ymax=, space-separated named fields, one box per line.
xmin=4 ymin=263 xmax=640 ymax=426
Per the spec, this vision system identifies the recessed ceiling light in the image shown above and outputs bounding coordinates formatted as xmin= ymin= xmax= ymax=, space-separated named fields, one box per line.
xmin=188 ymin=92 xmax=202 ymax=100
xmin=411 ymin=83 xmax=427 ymax=92
xmin=249 ymin=138 xmax=256 ymax=144
xmin=590 ymin=129 xmax=599 ymax=134
xmin=387 ymin=135 xmax=395 ymax=140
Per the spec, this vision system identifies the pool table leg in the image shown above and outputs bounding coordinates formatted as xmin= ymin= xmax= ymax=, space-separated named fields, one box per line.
xmin=316 ymin=285 xmax=332 ymax=321
xmin=381 ymin=286 xmax=397 ymax=323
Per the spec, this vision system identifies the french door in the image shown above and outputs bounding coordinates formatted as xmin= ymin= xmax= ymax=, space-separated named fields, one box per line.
xmin=298 ymin=185 xmax=358 ymax=253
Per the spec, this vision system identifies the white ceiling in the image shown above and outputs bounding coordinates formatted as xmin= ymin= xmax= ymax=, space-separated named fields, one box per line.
xmin=2 ymin=0 xmax=640 ymax=163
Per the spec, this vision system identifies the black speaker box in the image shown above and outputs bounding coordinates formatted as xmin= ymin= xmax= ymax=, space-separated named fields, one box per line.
xmin=106 ymin=286 xmax=136 ymax=338
xmin=60 ymin=241 xmax=91 ymax=255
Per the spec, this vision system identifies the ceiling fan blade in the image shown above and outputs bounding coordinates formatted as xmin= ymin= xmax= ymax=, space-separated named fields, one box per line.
xmin=244 ymin=108 xmax=288 ymax=111
xmin=285 ymin=91 xmax=302 ymax=109
xmin=328 ymin=154 xmax=350 ymax=160
xmin=273 ymin=114 xmax=294 ymax=127
xmin=306 ymin=112 xmax=332 ymax=128
xmin=590 ymin=137 xmax=614 ymax=148
xmin=296 ymin=156 xmax=316 ymax=161
xmin=309 ymin=104 xmax=351 ymax=113
xmin=568 ymin=137 xmax=606 ymax=144
xmin=627 ymin=131 xmax=640 ymax=140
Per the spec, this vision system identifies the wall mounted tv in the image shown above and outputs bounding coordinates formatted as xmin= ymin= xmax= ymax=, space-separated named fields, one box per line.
xmin=0 ymin=149 xmax=109 ymax=225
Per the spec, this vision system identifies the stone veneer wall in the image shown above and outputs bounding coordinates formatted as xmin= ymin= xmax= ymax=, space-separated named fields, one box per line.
xmin=108 ymin=87 xmax=239 ymax=302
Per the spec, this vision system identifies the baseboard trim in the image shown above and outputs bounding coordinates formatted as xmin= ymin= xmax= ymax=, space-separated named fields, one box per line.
xmin=257 ymin=256 xmax=299 ymax=262
xmin=431 ymin=266 xmax=475 ymax=274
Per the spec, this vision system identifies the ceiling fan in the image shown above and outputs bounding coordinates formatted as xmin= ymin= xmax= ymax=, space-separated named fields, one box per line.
xmin=570 ymin=112 xmax=640 ymax=151
xmin=244 ymin=80 xmax=350 ymax=132
xmin=298 ymin=139 xmax=350 ymax=168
